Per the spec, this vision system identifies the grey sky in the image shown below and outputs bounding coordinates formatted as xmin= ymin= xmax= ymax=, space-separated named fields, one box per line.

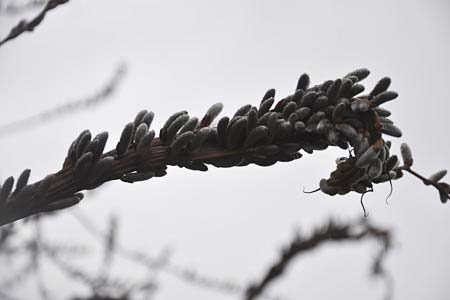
xmin=1 ymin=0 xmax=449 ymax=299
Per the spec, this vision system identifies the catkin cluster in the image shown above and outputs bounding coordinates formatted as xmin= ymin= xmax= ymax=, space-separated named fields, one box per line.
xmin=1 ymin=68 xmax=449 ymax=226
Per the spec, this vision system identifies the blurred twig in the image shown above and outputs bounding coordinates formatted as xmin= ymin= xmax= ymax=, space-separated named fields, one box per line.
xmin=0 ymin=63 xmax=127 ymax=138
xmin=0 ymin=0 xmax=69 ymax=47
xmin=0 ymin=0 xmax=47 ymax=15
xmin=245 ymin=218 xmax=392 ymax=300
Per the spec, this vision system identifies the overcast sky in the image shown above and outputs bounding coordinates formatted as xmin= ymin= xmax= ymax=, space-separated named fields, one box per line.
xmin=1 ymin=0 xmax=450 ymax=299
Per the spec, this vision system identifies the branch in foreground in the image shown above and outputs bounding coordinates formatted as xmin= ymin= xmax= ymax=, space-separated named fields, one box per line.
xmin=0 ymin=68 xmax=449 ymax=226
xmin=244 ymin=218 xmax=392 ymax=300
xmin=0 ymin=0 xmax=69 ymax=47
xmin=0 ymin=63 xmax=127 ymax=137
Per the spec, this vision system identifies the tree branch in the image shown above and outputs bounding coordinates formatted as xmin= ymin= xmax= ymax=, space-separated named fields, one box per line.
xmin=0 ymin=63 xmax=127 ymax=138
xmin=244 ymin=218 xmax=392 ymax=300
xmin=0 ymin=0 xmax=69 ymax=47
xmin=0 ymin=69 xmax=448 ymax=226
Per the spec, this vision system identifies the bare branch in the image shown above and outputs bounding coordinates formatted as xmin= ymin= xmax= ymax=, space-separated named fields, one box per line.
xmin=0 ymin=69 xmax=448 ymax=226
xmin=0 ymin=0 xmax=47 ymax=15
xmin=244 ymin=219 xmax=392 ymax=300
xmin=0 ymin=0 xmax=69 ymax=47
xmin=0 ymin=63 xmax=127 ymax=138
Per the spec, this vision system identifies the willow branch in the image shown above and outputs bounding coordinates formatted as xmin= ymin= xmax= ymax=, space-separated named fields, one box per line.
xmin=0 ymin=0 xmax=69 ymax=47
xmin=1 ymin=68 xmax=448 ymax=226
xmin=244 ymin=218 xmax=392 ymax=300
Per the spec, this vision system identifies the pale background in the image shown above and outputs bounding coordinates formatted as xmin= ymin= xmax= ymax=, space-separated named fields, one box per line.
xmin=0 ymin=0 xmax=449 ymax=299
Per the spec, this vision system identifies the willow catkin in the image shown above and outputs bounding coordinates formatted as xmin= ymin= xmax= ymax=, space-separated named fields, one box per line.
xmin=400 ymin=143 xmax=413 ymax=167
xmin=261 ymin=88 xmax=275 ymax=104
xmin=226 ymin=117 xmax=248 ymax=149
xmin=429 ymin=170 xmax=447 ymax=183
xmin=244 ymin=126 xmax=269 ymax=148
xmin=381 ymin=123 xmax=402 ymax=137
xmin=43 ymin=194 xmax=83 ymax=212
xmin=371 ymin=91 xmax=398 ymax=107
xmin=296 ymin=107 xmax=311 ymax=121
xmin=92 ymin=132 xmax=109 ymax=162
xmin=171 ymin=131 xmax=195 ymax=154
xmin=356 ymin=145 xmax=381 ymax=168
xmin=247 ymin=108 xmax=258 ymax=132
xmin=35 ymin=174 xmax=56 ymax=201
xmin=141 ymin=111 xmax=155 ymax=128
xmin=370 ymin=77 xmax=391 ymax=97
xmin=344 ymin=68 xmax=370 ymax=82
xmin=233 ymin=104 xmax=252 ymax=117
xmin=160 ymin=111 xmax=188 ymax=141
xmin=326 ymin=79 xmax=341 ymax=104
xmin=14 ymin=169 xmax=31 ymax=194
xmin=200 ymin=102 xmax=223 ymax=127
xmin=74 ymin=152 xmax=94 ymax=180
xmin=133 ymin=110 xmax=148 ymax=129
xmin=134 ymin=123 xmax=149 ymax=146
xmin=91 ymin=156 xmax=114 ymax=180
xmin=374 ymin=107 xmax=392 ymax=117
xmin=348 ymin=84 xmax=365 ymax=98
xmin=121 ymin=171 xmax=155 ymax=183
xmin=0 ymin=177 xmax=14 ymax=207
xmin=179 ymin=117 xmax=199 ymax=135
xmin=137 ymin=130 xmax=155 ymax=154
xmin=335 ymin=124 xmax=357 ymax=140
xmin=296 ymin=73 xmax=310 ymax=91
xmin=300 ymin=91 xmax=317 ymax=107
xmin=189 ymin=128 xmax=212 ymax=151
xmin=337 ymin=79 xmax=353 ymax=99
xmin=282 ymin=102 xmax=297 ymax=120
xmin=76 ymin=130 xmax=92 ymax=159
xmin=116 ymin=122 xmax=134 ymax=157
xmin=217 ymin=116 xmax=229 ymax=146
xmin=258 ymin=97 xmax=275 ymax=117
xmin=165 ymin=114 xmax=190 ymax=142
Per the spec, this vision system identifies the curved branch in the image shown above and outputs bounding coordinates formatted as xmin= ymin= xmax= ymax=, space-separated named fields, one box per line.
xmin=0 ymin=69 xmax=448 ymax=226
xmin=244 ymin=219 xmax=392 ymax=300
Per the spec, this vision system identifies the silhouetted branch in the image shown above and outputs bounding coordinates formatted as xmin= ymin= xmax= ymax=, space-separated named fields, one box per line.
xmin=0 ymin=0 xmax=69 ymax=47
xmin=0 ymin=63 xmax=127 ymax=138
xmin=245 ymin=218 xmax=392 ymax=300
xmin=0 ymin=0 xmax=47 ymax=15
xmin=1 ymin=69 xmax=448 ymax=226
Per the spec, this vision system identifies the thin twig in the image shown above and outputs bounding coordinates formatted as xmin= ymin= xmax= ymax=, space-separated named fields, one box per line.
xmin=0 ymin=63 xmax=127 ymax=138
xmin=0 ymin=0 xmax=69 ymax=47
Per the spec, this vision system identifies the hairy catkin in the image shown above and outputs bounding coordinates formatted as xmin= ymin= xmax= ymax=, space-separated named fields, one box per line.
xmin=370 ymin=77 xmax=391 ymax=97
xmin=116 ymin=122 xmax=134 ymax=157
xmin=171 ymin=131 xmax=195 ymax=153
xmin=400 ymin=143 xmax=413 ymax=167
xmin=137 ymin=130 xmax=155 ymax=154
xmin=76 ymin=130 xmax=92 ymax=159
xmin=0 ymin=177 xmax=14 ymax=207
xmin=14 ymin=169 xmax=31 ymax=194
xmin=296 ymin=73 xmax=310 ymax=91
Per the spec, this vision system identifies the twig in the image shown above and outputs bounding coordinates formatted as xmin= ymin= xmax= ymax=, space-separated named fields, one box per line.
xmin=0 ymin=63 xmax=127 ymax=138
xmin=244 ymin=219 xmax=392 ymax=300
xmin=0 ymin=0 xmax=69 ymax=47
xmin=0 ymin=0 xmax=47 ymax=15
